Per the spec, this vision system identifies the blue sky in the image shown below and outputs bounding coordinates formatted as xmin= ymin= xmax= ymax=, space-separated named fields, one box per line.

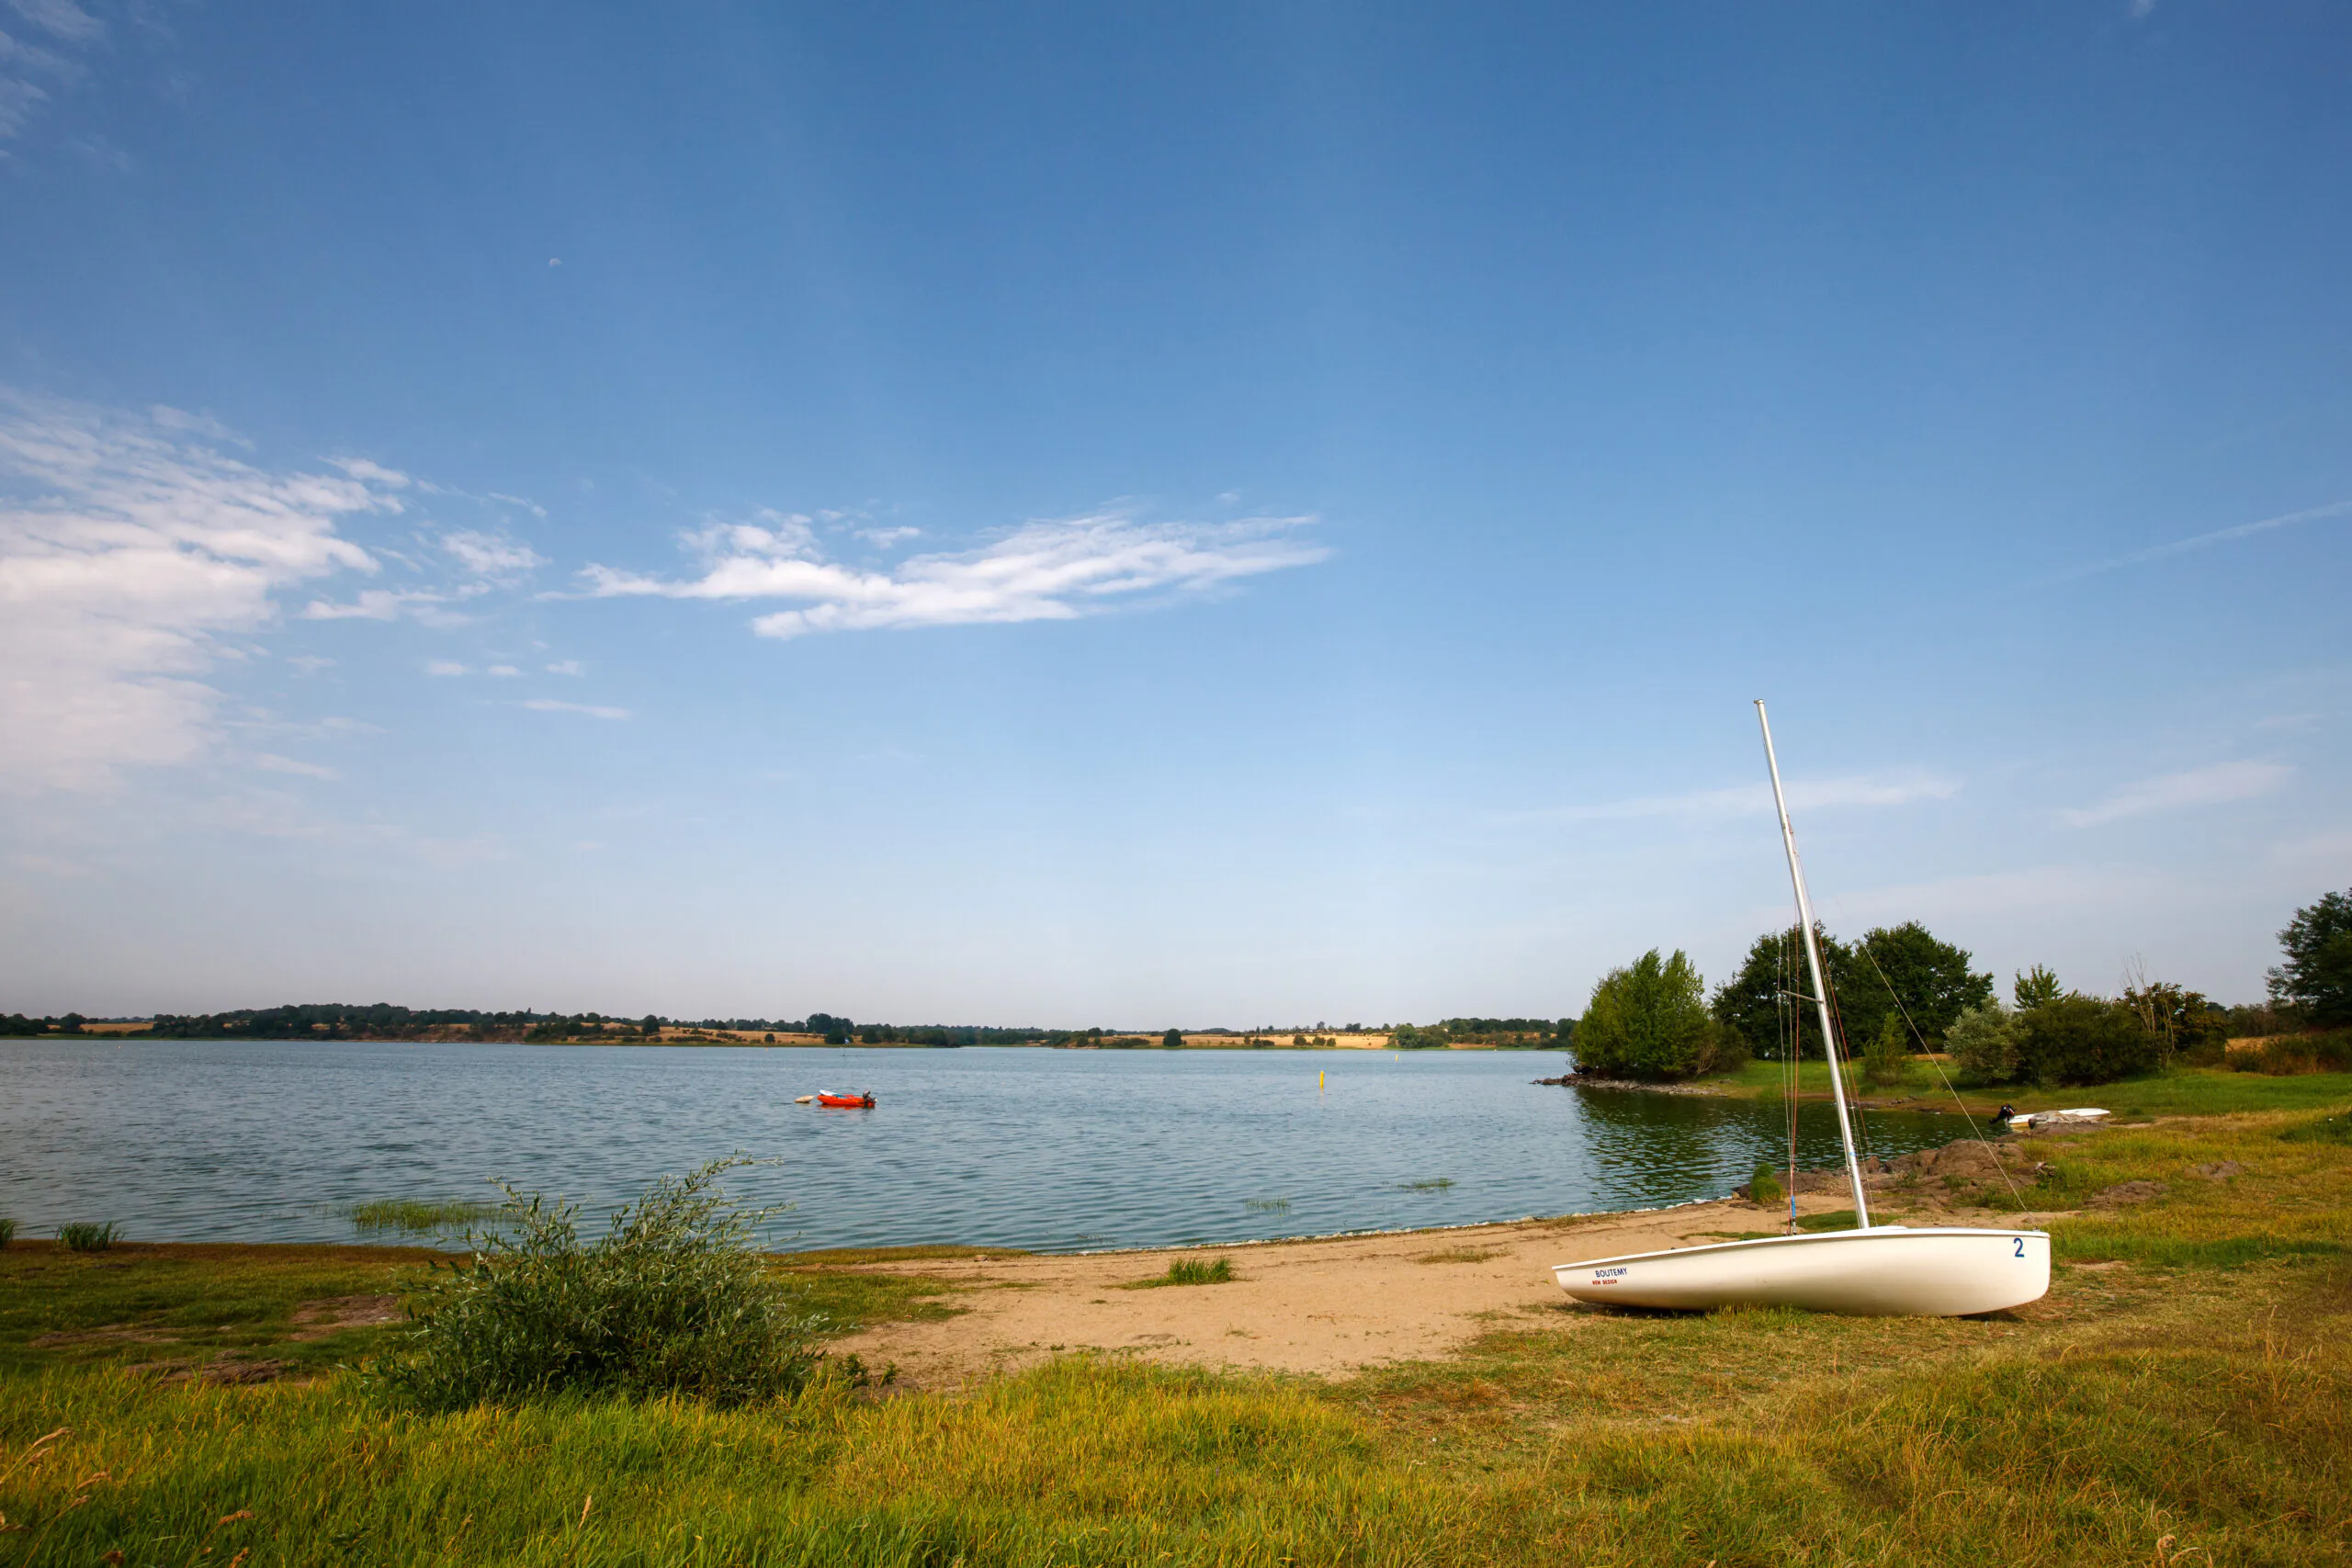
xmin=3 ymin=1 xmax=2347 ymax=1024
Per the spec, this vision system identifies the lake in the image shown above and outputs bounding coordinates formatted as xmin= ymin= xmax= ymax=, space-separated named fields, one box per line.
xmin=0 ymin=1041 xmax=1967 ymax=1251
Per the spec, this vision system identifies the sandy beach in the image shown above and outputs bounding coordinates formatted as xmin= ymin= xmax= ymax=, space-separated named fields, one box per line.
xmin=828 ymin=1182 xmax=2071 ymax=1386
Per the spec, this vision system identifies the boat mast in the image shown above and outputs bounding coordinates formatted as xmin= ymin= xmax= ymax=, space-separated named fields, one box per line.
xmin=1754 ymin=701 xmax=1872 ymax=1227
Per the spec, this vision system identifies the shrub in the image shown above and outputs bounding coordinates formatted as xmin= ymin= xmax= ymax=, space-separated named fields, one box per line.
xmin=1161 ymin=1028 xmax=1183 ymax=1048
xmin=1946 ymin=1002 xmax=2019 ymax=1085
xmin=1747 ymin=1163 xmax=1784 ymax=1211
xmin=2233 ymin=1029 xmax=2352 ymax=1077
xmin=58 ymin=1222 xmax=119 ymax=1252
xmin=2014 ymin=996 xmax=2158 ymax=1087
xmin=373 ymin=1156 xmax=824 ymax=1411
xmin=0 ymin=1217 xmax=15 ymax=1247
xmin=1577 ymin=949 xmax=1714 ymax=1079
xmin=1859 ymin=1011 xmax=1910 ymax=1088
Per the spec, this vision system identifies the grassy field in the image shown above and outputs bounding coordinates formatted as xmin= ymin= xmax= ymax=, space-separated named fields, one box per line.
xmin=4 ymin=1101 xmax=2349 ymax=1565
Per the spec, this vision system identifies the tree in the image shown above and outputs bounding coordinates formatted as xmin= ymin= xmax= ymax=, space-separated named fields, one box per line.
xmin=1576 ymin=950 xmax=1716 ymax=1080
xmin=2270 ymin=889 xmax=2352 ymax=1028
xmin=1713 ymin=921 xmax=1988 ymax=1057
xmin=2122 ymin=974 xmax=2231 ymax=1067
xmin=1841 ymin=923 xmax=1994 ymax=1049
xmin=1945 ymin=1003 xmax=2019 ymax=1085
xmin=2013 ymin=966 xmax=2063 ymax=1010
xmin=1713 ymin=925 xmax=1853 ymax=1060
xmin=1161 ymin=1028 xmax=1184 ymax=1049
xmin=2014 ymin=995 xmax=2159 ymax=1087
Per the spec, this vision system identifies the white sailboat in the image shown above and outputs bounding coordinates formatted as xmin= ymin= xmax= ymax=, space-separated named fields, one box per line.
xmin=1552 ymin=702 xmax=2050 ymax=1316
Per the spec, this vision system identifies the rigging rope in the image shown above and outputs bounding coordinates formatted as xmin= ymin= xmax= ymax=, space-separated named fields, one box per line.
xmin=1851 ymin=941 xmax=2026 ymax=1210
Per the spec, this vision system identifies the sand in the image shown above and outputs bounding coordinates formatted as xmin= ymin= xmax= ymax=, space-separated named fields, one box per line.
xmin=828 ymin=1189 xmax=2071 ymax=1387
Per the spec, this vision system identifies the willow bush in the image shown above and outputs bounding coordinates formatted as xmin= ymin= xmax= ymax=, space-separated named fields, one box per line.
xmin=373 ymin=1156 xmax=824 ymax=1411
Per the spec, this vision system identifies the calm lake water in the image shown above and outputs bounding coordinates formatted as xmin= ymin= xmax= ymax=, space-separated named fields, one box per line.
xmin=0 ymin=1042 xmax=1964 ymax=1251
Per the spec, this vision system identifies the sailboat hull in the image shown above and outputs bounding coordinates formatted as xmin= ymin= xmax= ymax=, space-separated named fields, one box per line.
xmin=1555 ymin=1227 xmax=2050 ymax=1316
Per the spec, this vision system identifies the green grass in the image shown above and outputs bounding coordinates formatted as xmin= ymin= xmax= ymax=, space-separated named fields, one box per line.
xmin=774 ymin=1243 xmax=1029 ymax=1266
xmin=0 ymin=1240 xmax=967 ymax=1382
xmin=346 ymin=1199 xmax=497 ymax=1235
xmin=1242 ymin=1198 xmax=1291 ymax=1213
xmin=2282 ymin=1111 xmax=2352 ymax=1145
xmin=1710 ymin=1057 xmax=2352 ymax=1120
xmin=5 ymin=1103 xmax=2350 ymax=1564
xmin=1121 ymin=1257 xmax=1235 ymax=1289
xmin=55 ymin=1222 xmax=119 ymax=1252
xmin=1397 ymin=1178 xmax=1455 ymax=1191
xmin=0 ymin=1218 xmax=14 ymax=1247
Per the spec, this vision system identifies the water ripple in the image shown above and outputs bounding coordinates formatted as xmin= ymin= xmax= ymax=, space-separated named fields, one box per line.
xmin=0 ymin=1042 xmax=1961 ymax=1249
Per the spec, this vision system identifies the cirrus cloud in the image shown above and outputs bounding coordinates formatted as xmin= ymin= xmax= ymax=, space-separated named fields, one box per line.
xmin=1509 ymin=772 xmax=1961 ymax=825
xmin=2059 ymin=761 xmax=2291 ymax=829
xmin=0 ymin=390 xmax=398 ymax=791
xmin=580 ymin=507 xmax=1329 ymax=639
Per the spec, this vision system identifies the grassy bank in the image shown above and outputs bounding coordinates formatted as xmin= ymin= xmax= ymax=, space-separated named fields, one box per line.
xmin=5 ymin=1103 xmax=2349 ymax=1564
xmin=1695 ymin=1058 xmax=2352 ymax=1121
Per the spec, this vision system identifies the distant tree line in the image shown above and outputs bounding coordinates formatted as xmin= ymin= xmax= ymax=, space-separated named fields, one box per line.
xmin=1563 ymin=889 xmax=2352 ymax=1089
xmin=1388 ymin=1018 xmax=1574 ymax=1049
xmin=0 ymin=1012 xmax=96 ymax=1036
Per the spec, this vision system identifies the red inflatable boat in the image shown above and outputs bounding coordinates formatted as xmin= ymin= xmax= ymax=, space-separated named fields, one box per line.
xmin=816 ymin=1092 xmax=876 ymax=1108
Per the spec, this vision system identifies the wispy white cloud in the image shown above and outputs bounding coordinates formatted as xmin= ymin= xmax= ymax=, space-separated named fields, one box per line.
xmin=2060 ymin=761 xmax=2291 ymax=828
xmin=545 ymin=660 xmax=582 ymax=676
xmin=581 ymin=508 xmax=1329 ymax=640
xmin=485 ymin=664 xmax=522 ymax=678
xmin=424 ymin=660 xmax=468 ymax=677
xmin=7 ymin=0 xmax=102 ymax=44
xmin=441 ymin=529 xmax=546 ymax=581
xmin=517 ymin=698 xmax=630 ymax=720
xmin=855 ymin=525 xmax=922 ymax=548
xmin=253 ymin=751 xmax=340 ymax=781
xmin=300 ymin=587 xmax=453 ymax=622
xmin=0 ymin=0 xmax=98 ymax=141
xmin=2039 ymin=498 xmax=2352 ymax=587
xmin=1515 ymin=772 xmax=1959 ymax=824
xmin=0 ymin=390 xmax=398 ymax=791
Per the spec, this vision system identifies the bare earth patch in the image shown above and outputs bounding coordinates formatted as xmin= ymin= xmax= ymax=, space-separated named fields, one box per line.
xmin=288 ymin=1293 xmax=404 ymax=1339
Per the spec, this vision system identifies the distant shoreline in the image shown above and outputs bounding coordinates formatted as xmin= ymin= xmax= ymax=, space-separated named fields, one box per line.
xmin=9 ymin=1029 xmax=1563 ymax=1052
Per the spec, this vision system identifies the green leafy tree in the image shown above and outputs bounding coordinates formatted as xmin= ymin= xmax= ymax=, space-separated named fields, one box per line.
xmin=1576 ymin=950 xmax=1715 ymax=1080
xmin=1840 ymin=923 xmax=1994 ymax=1049
xmin=1713 ymin=925 xmax=1851 ymax=1060
xmin=2269 ymin=889 xmax=2352 ymax=1028
xmin=2015 ymin=995 xmax=2159 ymax=1087
xmin=2013 ymin=966 xmax=2063 ymax=1010
xmin=1162 ymin=1028 xmax=1184 ymax=1049
xmin=1945 ymin=1003 xmax=2019 ymax=1085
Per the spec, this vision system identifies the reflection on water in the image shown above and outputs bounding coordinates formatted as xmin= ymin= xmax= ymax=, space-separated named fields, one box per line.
xmin=0 ymin=1041 xmax=1962 ymax=1251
